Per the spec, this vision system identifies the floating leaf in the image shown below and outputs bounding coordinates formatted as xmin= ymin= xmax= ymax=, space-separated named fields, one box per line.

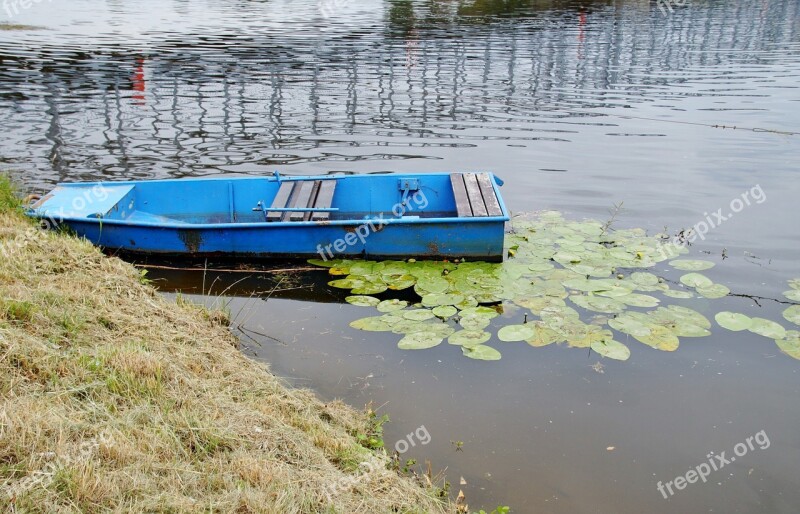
xmin=662 ymin=289 xmax=694 ymax=299
xmin=350 ymin=316 xmax=396 ymax=332
xmin=595 ymin=284 xmax=636 ymax=298
xmin=308 ymin=258 xmax=336 ymax=268
xmin=385 ymin=274 xmax=416 ymax=290
xmin=432 ymin=305 xmax=457 ymax=319
xmin=455 ymin=296 xmax=479 ymax=310
xmin=421 ymin=293 xmax=465 ymax=307
xmin=775 ymin=331 xmax=800 ymax=360
xmin=570 ymin=295 xmax=625 ymax=314
xmin=462 ymin=345 xmax=502 ymax=361
xmin=562 ymin=278 xmax=616 ymax=293
xmin=782 ymin=305 xmax=800 ymax=327
xmin=568 ymin=326 xmax=614 ymax=349
xmin=352 ymin=282 xmax=389 ymax=295
xmin=669 ymin=259 xmax=715 ymax=271
xmin=789 ymin=279 xmax=800 ymax=290
xmin=459 ymin=316 xmax=492 ymax=331
xmin=782 ymin=290 xmax=800 ymax=302
xmin=525 ymin=322 xmax=563 ymax=347
xmin=329 ymin=278 xmax=360 ymax=289
xmin=403 ymin=309 xmax=436 ymax=321
xmin=591 ymin=339 xmax=631 ymax=361
xmin=449 ymin=330 xmax=491 ymax=347
xmin=715 ymin=312 xmax=752 ymax=331
xmin=634 ymin=325 xmax=680 ymax=352
xmin=528 ymin=261 xmax=555 ymax=272
xmin=398 ymin=331 xmax=444 ymax=350
xmin=609 ymin=314 xmax=652 ymax=337
xmin=346 ymin=295 xmax=381 ymax=307
xmin=680 ymin=273 xmax=713 ymax=289
xmin=630 ymin=272 xmax=660 ymax=287
xmin=616 ymin=293 xmax=660 ymax=308
xmin=497 ymin=324 xmax=536 ymax=342
xmin=514 ymin=296 xmax=566 ymax=315
xmin=553 ymin=251 xmax=582 ymax=265
xmin=696 ymin=283 xmax=730 ymax=299
xmin=459 ymin=306 xmax=500 ymax=319
xmin=415 ymin=276 xmax=449 ymax=295
xmin=377 ymin=299 xmax=408 ymax=312
xmin=749 ymin=318 xmax=787 ymax=339
xmin=658 ymin=305 xmax=711 ymax=329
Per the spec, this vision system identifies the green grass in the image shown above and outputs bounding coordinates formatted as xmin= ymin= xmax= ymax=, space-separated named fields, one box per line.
xmin=0 ymin=174 xmax=453 ymax=513
xmin=0 ymin=174 xmax=19 ymax=213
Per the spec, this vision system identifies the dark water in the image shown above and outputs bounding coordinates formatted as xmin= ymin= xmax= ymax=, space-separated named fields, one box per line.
xmin=2 ymin=1 xmax=800 ymax=512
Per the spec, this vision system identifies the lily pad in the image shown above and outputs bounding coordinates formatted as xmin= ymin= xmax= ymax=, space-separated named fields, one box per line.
xmin=782 ymin=290 xmax=800 ymax=302
xmin=432 ymin=305 xmax=457 ymax=319
xmin=352 ymin=282 xmax=389 ymax=295
xmin=329 ymin=278 xmax=361 ymax=289
xmin=459 ymin=316 xmax=492 ymax=331
xmin=385 ymin=274 xmax=417 ymax=290
xmin=421 ymin=293 xmax=465 ymax=307
xmin=308 ymin=258 xmax=336 ymax=267
xmin=789 ymin=279 xmax=800 ymax=290
xmin=449 ymin=330 xmax=492 ymax=347
xmin=715 ymin=312 xmax=753 ymax=331
xmin=462 ymin=345 xmax=502 ymax=361
xmin=398 ymin=331 xmax=444 ymax=350
xmin=525 ymin=323 xmax=563 ymax=347
xmin=377 ymin=299 xmax=408 ymax=312
xmin=350 ymin=316 xmax=396 ymax=332
xmin=497 ymin=324 xmax=537 ymax=342
xmin=609 ymin=314 xmax=652 ymax=337
xmin=782 ymin=305 xmax=800 ymax=327
xmin=680 ymin=273 xmax=713 ymax=289
xmin=591 ymin=339 xmax=631 ymax=361
xmin=662 ymin=289 xmax=694 ymax=299
xmin=459 ymin=306 xmax=500 ymax=319
xmin=630 ymin=272 xmax=660 ymax=287
xmin=570 ymin=294 xmax=625 ymax=314
xmin=775 ymin=331 xmax=800 ymax=360
xmin=616 ymin=293 xmax=661 ymax=308
xmin=748 ymin=318 xmax=787 ymax=340
xmin=415 ymin=276 xmax=450 ymax=295
xmin=633 ymin=325 xmax=680 ymax=352
xmin=669 ymin=259 xmax=715 ymax=271
xmin=696 ymin=283 xmax=730 ymax=299
xmin=562 ymin=278 xmax=616 ymax=293
xmin=402 ymin=309 xmax=436 ymax=321
xmin=346 ymin=295 xmax=381 ymax=307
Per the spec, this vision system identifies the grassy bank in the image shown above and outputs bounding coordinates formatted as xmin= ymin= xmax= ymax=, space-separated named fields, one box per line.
xmin=0 ymin=175 xmax=451 ymax=513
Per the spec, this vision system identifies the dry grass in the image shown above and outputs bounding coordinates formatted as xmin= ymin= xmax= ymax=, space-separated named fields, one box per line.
xmin=0 ymin=175 xmax=451 ymax=513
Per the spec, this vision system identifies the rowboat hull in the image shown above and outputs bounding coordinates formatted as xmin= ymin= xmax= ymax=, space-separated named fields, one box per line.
xmin=26 ymin=172 xmax=509 ymax=261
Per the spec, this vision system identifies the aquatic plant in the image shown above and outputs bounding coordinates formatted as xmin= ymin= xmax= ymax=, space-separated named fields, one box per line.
xmin=312 ymin=211 xmax=800 ymax=362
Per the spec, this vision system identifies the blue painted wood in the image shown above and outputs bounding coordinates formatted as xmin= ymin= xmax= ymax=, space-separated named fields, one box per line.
xmin=26 ymin=172 xmax=510 ymax=261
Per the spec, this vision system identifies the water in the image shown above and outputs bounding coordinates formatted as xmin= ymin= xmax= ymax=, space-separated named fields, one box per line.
xmin=2 ymin=1 xmax=800 ymax=512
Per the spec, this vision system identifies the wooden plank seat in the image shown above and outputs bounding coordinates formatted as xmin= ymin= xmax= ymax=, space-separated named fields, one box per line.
xmin=450 ymin=172 xmax=503 ymax=218
xmin=266 ymin=179 xmax=336 ymax=222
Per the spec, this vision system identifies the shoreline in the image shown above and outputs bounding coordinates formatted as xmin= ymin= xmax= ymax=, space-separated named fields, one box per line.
xmin=0 ymin=175 xmax=451 ymax=513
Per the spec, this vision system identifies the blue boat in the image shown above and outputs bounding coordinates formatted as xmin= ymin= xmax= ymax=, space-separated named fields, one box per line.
xmin=26 ymin=172 xmax=509 ymax=261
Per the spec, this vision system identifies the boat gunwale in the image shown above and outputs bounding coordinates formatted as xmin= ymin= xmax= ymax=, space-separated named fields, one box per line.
xmin=29 ymin=172 xmax=511 ymax=229
xmin=30 ymin=214 xmax=510 ymax=229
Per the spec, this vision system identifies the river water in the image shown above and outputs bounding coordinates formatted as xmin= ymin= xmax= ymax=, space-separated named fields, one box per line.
xmin=2 ymin=1 xmax=800 ymax=512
